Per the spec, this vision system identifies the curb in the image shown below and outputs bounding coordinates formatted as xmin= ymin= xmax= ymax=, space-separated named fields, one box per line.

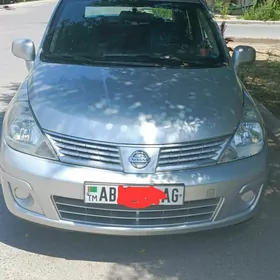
xmin=254 ymin=98 xmax=280 ymax=146
xmin=0 ymin=2 xmax=279 ymax=25
xmin=228 ymin=36 xmax=280 ymax=41
xmin=229 ymin=38 xmax=280 ymax=43
xmin=215 ymin=19 xmax=280 ymax=25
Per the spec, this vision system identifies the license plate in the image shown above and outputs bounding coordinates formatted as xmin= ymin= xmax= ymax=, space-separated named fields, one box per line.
xmin=84 ymin=184 xmax=184 ymax=208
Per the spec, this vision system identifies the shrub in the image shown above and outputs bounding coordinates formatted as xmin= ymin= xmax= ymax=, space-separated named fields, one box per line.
xmin=212 ymin=0 xmax=230 ymax=18
xmin=151 ymin=8 xmax=173 ymax=20
xmin=243 ymin=4 xmax=280 ymax=20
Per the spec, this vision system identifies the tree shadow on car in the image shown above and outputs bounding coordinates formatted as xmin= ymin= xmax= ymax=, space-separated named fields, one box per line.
xmin=0 ymin=79 xmax=280 ymax=279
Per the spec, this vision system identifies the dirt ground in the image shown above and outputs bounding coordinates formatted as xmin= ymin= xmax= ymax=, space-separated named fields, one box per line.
xmin=229 ymin=39 xmax=280 ymax=58
xmin=228 ymin=39 xmax=280 ymax=118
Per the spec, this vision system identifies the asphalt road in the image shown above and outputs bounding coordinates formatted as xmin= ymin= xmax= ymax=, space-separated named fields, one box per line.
xmin=1 ymin=2 xmax=280 ymax=280
xmin=221 ymin=23 xmax=280 ymax=40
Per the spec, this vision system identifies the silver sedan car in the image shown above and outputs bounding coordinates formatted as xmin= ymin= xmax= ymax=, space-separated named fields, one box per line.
xmin=0 ymin=0 xmax=268 ymax=236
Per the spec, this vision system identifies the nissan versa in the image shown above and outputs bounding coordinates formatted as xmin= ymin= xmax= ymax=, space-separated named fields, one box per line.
xmin=0 ymin=0 xmax=268 ymax=236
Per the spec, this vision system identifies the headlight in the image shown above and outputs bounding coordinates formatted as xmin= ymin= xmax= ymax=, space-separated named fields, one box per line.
xmin=219 ymin=109 xmax=265 ymax=163
xmin=3 ymin=101 xmax=58 ymax=160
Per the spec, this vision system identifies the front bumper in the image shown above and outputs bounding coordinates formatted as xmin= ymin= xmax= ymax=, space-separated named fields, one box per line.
xmin=0 ymin=139 xmax=268 ymax=236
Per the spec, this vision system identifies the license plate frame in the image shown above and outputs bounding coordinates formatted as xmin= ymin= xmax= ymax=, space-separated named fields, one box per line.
xmin=84 ymin=183 xmax=185 ymax=207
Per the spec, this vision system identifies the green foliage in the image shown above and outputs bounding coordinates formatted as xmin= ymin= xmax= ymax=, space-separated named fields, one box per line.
xmin=219 ymin=2 xmax=230 ymax=18
xmin=254 ymin=0 xmax=280 ymax=8
xmin=151 ymin=8 xmax=173 ymax=20
xmin=243 ymin=4 xmax=280 ymax=20
xmin=209 ymin=0 xmax=230 ymax=18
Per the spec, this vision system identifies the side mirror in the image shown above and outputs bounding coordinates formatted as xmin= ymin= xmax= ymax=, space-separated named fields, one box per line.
xmin=232 ymin=45 xmax=256 ymax=72
xmin=12 ymin=38 xmax=36 ymax=72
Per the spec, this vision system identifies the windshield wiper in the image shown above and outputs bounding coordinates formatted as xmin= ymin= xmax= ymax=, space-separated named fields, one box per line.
xmin=185 ymin=60 xmax=228 ymax=67
xmin=102 ymin=53 xmax=188 ymax=66
xmin=102 ymin=53 xmax=228 ymax=68
xmin=41 ymin=52 xmax=160 ymax=67
xmin=41 ymin=52 xmax=227 ymax=68
xmin=41 ymin=53 xmax=98 ymax=64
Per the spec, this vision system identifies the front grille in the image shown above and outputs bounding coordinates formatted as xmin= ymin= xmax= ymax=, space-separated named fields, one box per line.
xmin=46 ymin=130 xmax=229 ymax=172
xmin=157 ymin=136 xmax=229 ymax=172
xmin=46 ymin=131 xmax=123 ymax=171
xmin=53 ymin=196 xmax=221 ymax=227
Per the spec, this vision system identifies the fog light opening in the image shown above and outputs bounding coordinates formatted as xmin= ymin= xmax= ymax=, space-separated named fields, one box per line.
xmin=241 ymin=190 xmax=256 ymax=203
xmin=14 ymin=187 xmax=30 ymax=200
xmin=13 ymin=187 xmax=35 ymax=209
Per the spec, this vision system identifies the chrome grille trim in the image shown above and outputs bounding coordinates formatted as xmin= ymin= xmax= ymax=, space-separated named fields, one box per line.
xmin=45 ymin=131 xmax=123 ymax=171
xmin=45 ymin=130 xmax=229 ymax=172
xmin=53 ymin=196 xmax=221 ymax=227
xmin=157 ymin=136 xmax=229 ymax=172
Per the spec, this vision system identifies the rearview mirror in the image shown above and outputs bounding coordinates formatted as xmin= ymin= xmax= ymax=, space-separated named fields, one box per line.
xmin=232 ymin=45 xmax=256 ymax=72
xmin=12 ymin=38 xmax=36 ymax=72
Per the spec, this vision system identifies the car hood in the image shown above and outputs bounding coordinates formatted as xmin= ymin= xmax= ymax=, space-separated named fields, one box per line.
xmin=28 ymin=62 xmax=242 ymax=145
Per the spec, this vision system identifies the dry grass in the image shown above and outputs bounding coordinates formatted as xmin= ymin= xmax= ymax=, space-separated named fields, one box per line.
xmin=229 ymin=41 xmax=280 ymax=118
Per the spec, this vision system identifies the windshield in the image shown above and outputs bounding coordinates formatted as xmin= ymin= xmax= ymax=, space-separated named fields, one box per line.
xmin=41 ymin=0 xmax=228 ymax=68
